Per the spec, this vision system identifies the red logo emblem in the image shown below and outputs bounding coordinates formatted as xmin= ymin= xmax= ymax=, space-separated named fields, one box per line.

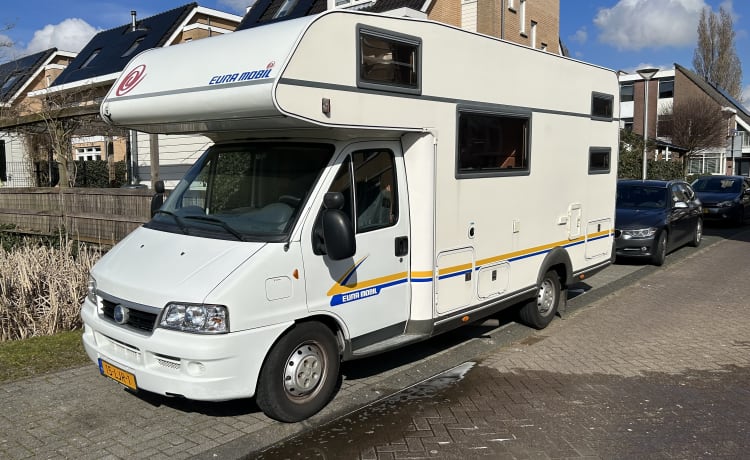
xmin=116 ymin=64 xmax=147 ymax=96
xmin=266 ymin=61 xmax=275 ymax=70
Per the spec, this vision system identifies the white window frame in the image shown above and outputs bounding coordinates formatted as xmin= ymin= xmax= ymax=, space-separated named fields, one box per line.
xmin=530 ymin=20 xmax=537 ymax=48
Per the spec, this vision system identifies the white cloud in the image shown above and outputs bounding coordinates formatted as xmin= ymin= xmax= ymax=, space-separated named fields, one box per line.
xmin=594 ymin=0 xmax=707 ymax=51
xmin=25 ymin=18 xmax=99 ymax=55
xmin=570 ymin=27 xmax=588 ymax=45
xmin=219 ymin=0 xmax=256 ymax=14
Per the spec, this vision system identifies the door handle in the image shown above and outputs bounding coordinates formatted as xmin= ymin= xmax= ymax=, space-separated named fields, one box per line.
xmin=395 ymin=236 xmax=409 ymax=257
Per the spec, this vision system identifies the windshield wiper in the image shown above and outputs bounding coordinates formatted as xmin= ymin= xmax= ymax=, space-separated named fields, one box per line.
xmin=183 ymin=215 xmax=245 ymax=241
xmin=153 ymin=210 xmax=189 ymax=235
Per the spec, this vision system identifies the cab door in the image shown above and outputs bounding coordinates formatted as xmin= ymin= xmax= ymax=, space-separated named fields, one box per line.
xmin=301 ymin=142 xmax=411 ymax=349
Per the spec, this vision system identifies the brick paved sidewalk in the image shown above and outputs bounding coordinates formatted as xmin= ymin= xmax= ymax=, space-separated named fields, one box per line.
xmin=259 ymin=234 xmax=750 ymax=459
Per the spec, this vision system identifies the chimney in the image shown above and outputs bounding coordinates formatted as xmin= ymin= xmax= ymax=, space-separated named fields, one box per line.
xmin=131 ymin=11 xmax=137 ymax=32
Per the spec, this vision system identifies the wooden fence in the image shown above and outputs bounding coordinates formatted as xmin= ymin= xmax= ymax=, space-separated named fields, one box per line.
xmin=0 ymin=187 xmax=154 ymax=245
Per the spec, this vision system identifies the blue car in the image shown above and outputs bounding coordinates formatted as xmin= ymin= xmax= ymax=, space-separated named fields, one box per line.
xmin=615 ymin=180 xmax=703 ymax=266
xmin=691 ymin=175 xmax=750 ymax=225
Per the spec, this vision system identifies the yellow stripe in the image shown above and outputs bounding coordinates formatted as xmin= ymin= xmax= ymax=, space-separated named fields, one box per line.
xmin=326 ymin=271 xmax=409 ymax=296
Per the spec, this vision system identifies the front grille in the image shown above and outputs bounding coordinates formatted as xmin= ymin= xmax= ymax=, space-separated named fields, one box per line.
xmin=102 ymin=299 xmax=159 ymax=332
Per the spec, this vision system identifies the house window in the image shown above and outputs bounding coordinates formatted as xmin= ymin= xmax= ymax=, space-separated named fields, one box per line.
xmin=456 ymin=108 xmax=531 ymax=178
xmin=76 ymin=147 xmax=102 ymax=161
xmin=121 ymin=37 xmax=145 ymax=58
xmin=519 ymin=0 xmax=526 ymax=34
xmin=622 ymin=118 xmax=634 ymax=132
xmin=530 ymin=21 xmax=537 ymax=48
xmin=591 ymin=92 xmax=614 ymax=120
xmin=742 ymin=130 xmax=750 ymax=148
xmin=358 ymin=26 xmax=421 ymax=95
xmin=80 ymin=49 xmax=101 ymax=68
xmin=620 ymin=83 xmax=634 ymax=102
xmin=589 ymin=147 xmax=611 ymax=174
xmin=658 ymin=78 xmax=674 ymax=99
xmin=687 ymin=154 xmax=721 ymax=175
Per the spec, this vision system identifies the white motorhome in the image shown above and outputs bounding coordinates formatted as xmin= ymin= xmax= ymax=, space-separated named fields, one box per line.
xmin=82 ymin=10 xmax=620 ymax=422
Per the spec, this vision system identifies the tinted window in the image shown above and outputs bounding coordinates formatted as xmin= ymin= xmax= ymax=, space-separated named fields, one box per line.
xmin=358 ymin=27 xmax=420 ymax=94
xmin=589 ymin=147 xmax=611 ymax=174
xmin=617 ymin=185 xmax=668 ymax=209
xmin=659 ymin=78 xmax=674 ymax=98
xmin=620 ymin=83 xmax=634 ymax=102
xmin=591 ymin=92 xmax=614 ymax=120
xmin=457 ymin=110 xmax=530 ymax=177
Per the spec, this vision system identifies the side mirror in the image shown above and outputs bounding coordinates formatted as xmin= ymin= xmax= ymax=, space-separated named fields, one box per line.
xmin=321 ymin=192 xmax=355 ymax=260
xmin=150 ymin=180 xmax=165 ymax=217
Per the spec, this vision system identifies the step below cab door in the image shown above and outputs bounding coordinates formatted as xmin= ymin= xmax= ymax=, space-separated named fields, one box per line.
xmin=302 ymin=142 xmax=411 ymax=350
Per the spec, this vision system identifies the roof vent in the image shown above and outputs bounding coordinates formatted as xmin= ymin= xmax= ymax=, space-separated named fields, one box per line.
xmin=131 ymin=10 xmax=137 ymax=32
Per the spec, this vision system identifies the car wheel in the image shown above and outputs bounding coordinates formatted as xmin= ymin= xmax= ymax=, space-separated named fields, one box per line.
xmin=519 ymin=270 xmax=561 ymax=329
xmin=256 ymin=322 xmax=340 ymax=423
xmin=651 ymin=231 xmax=667 ymax=266
xmin=689 ymin=218 xmax=703 ymax=247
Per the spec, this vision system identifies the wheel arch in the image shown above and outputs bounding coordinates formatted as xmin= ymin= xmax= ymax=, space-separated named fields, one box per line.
xmin=539 ymin=246 xmax=573 ymax=288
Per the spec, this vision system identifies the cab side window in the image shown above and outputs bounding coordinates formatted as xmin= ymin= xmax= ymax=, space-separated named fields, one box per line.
xmin=323 ymin=149 xmax=398 ymax=233
xmin=352 ymin=149 xmax=398 ymax=232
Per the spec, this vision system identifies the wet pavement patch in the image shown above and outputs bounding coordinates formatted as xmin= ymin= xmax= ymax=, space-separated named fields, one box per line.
xmin=253 ymin=362 xmax=750 ymax=459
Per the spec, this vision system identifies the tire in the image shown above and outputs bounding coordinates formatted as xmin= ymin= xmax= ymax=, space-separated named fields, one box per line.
xmin=519 ymin=270 xmax=561 ymax=329
xmin=689 ymin=218 xmax=703 ymax=247
xmin=651 ymin=231 xmax=667 ymax=266
xmin=256 ymin=322 xmax=340 ymax=423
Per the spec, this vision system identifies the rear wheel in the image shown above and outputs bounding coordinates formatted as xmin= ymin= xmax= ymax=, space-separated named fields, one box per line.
xmin=689 ymin=218 xmax=703 ymax=247
xmin=651 ymin=231 xmax=667 ymax=266
xmin=256 ymin=322 xmax=340 ymax=423
xmin=519 ymin=270 xmax=561 ymax=329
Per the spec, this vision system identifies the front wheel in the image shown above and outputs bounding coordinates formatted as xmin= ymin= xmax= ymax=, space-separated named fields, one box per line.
xmin=689 ymin=218 xmax=703 ymax=247
xmin=519 ymin=270 xmax=561 ymax=329
xmin=651 ymin=231 xmax=667 ymax=266
xmin=256 ymin=322 xmax=340 ymax=423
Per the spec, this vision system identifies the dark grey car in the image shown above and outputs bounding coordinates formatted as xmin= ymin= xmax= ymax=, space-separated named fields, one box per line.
xmin=615 ymin=179 xmax=703 ymax=266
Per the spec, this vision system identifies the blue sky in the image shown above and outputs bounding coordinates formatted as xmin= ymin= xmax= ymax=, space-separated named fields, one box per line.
xmin=1 ymin=0 xmax=748 ymax=103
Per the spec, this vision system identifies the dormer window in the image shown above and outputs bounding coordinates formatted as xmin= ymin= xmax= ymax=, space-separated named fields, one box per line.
xmin=1 ymin=75 xmax=18 ymax=92
xmin=273 ymin=0 xmax=300 ymax=18
xmin=122 ymin=37 xmax=145 ymax=58
xmin=80 ymin=49 xmax=101 ymax=68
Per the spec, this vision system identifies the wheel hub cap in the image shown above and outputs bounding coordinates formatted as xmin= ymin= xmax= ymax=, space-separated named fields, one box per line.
xmin=284 ymin=344 xmax=324 ymax=397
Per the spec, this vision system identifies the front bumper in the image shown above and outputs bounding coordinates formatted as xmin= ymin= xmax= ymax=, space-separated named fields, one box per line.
xmin=614 ymin=233 xmax=657 ymax=258
xmin=81 ymin=298 xmax=292 ymax=401
xmin=701 ymin=206 xmax=740 ymax=221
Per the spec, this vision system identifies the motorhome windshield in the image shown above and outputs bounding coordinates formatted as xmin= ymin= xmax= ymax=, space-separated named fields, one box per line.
xmin=147 ymin=142 xmax=334 ymax=241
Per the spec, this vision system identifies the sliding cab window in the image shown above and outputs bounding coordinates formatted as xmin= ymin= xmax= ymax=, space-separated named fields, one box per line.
xmin=456 ymin=109 xmax=531 ymax=178
xmin=357 ymin=25 xmax=421 ymax=95
xmin=589 ymin=147 xmax=611 ymax=174
xmin=591 ymin=92 xmax=614 ymax=120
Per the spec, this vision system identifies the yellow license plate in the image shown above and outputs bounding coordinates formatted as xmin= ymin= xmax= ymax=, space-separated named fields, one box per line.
xmin=99 ymin=359 xmax=137 ymax=390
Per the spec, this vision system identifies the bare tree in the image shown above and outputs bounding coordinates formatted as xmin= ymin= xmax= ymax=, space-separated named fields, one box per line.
xmin=693 ymin=6 xmax=743 ymax=100
xmin=659 ymin=96 xmax=726 ymax=177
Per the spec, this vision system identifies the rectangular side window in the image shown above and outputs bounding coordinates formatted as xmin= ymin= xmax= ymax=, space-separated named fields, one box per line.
xmin=589 ymin=147 xmax=611 ymax=174
xmin=591 ymin=92 xmax=614 ymax=120
xmin=358 ymin=26 xmax=421 ymax=95
xmin=457 ymin=109 xmax=531 ymax=178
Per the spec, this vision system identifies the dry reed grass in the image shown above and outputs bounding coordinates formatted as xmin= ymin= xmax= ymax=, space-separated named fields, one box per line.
xmin=0 ymin=239 xmax=101 ymax=341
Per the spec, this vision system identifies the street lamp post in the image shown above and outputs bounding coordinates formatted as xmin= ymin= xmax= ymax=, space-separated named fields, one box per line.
xmin=636 ymin=68 xmax=659 ymax=180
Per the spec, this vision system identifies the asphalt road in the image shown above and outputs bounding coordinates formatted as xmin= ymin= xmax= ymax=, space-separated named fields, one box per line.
xmin=0 ymin=223 xmax=746 ymax=459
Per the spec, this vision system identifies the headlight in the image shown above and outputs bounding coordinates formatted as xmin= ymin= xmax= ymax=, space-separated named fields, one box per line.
xmin=87 ymin=276 xmax=97 ymax=304
xmin=159 ymin=303 xmax=229 ymax=334
xmin=621 ymin=227 xmax=657 ymax=239
xmin=717 ymin=200 xmax=736 ymax=208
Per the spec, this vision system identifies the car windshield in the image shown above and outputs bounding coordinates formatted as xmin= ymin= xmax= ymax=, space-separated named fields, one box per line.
xmin=147 ymin=142 xmax=334 ymax=242
xmin=616 ymin=185 xmax=668 ymax=209
xmin=692 ymin=178 xmax=741 ymax=194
